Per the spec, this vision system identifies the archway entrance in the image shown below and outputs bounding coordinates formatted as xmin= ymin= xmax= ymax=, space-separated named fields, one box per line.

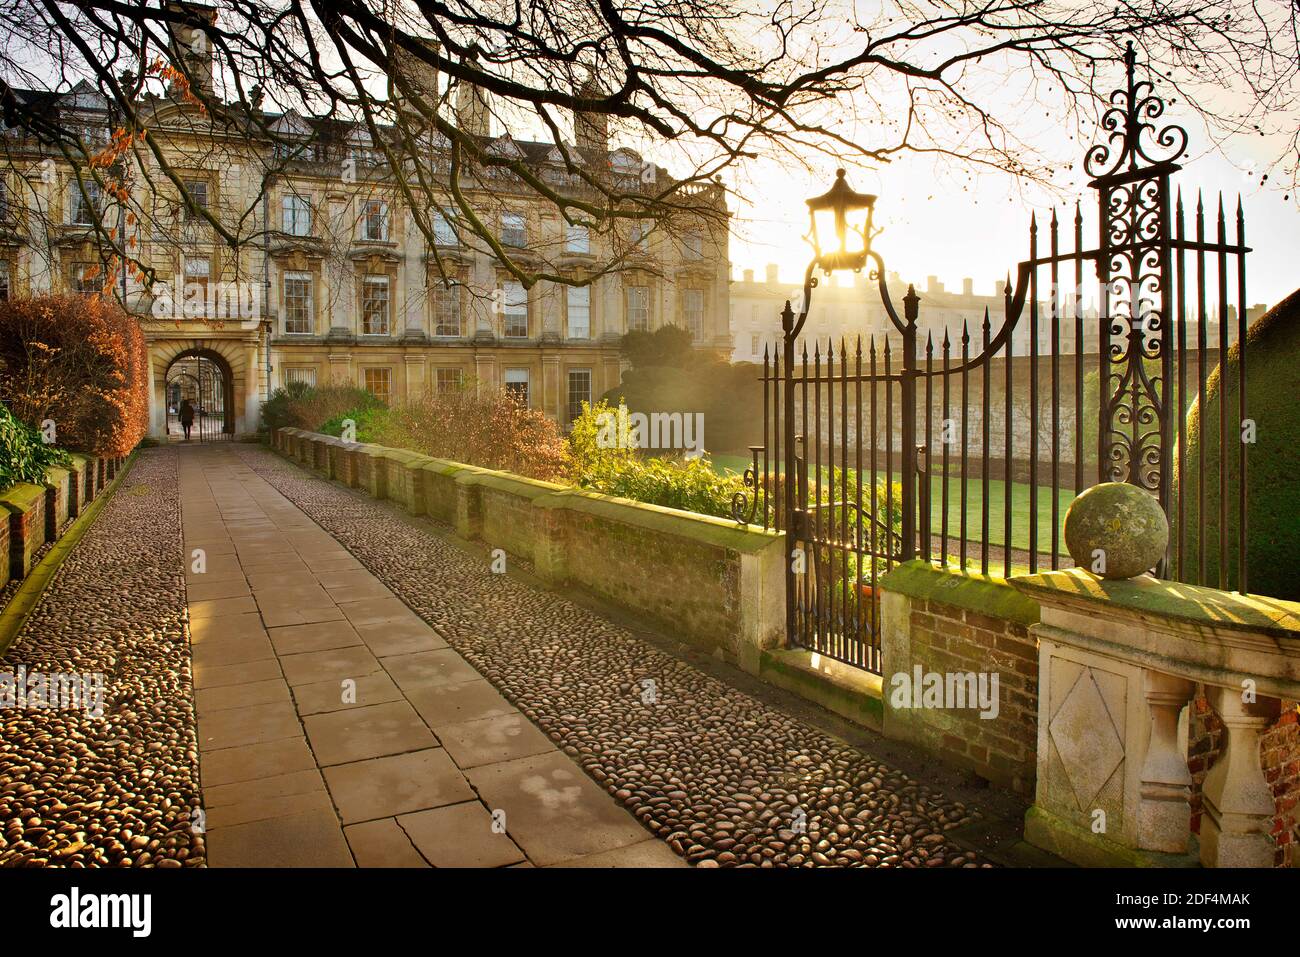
xmin=165 ymin=350 xmax=234 ymax=442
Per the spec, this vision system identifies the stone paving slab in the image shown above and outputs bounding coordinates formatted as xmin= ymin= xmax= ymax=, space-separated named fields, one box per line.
xmin=183 ymin=446 xmax=661 ymax=868
xmin=236 ymin=443 xmax=995 ymax=869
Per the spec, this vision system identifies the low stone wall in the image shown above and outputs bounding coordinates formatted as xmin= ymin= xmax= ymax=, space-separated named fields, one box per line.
xmin=277 ymin=429 xmax=787 ymax=665
xmin=43 ymin=465 xmax=72 ymax=541
xmin=879 ymin=560 xmax=1041 ymax=795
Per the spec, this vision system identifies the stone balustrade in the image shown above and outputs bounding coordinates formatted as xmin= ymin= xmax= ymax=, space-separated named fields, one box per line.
xmin=1011 ymin=568 xmax=1300 ymax=867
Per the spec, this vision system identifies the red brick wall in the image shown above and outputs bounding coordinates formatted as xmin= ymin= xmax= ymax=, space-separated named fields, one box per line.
xmin=7 ymin=494 xmax=47 ymax=579
xmin=899 ymin=596 xmax=1039 ymax=793
xmin=1189 ymin=696 xmax=1300 ymax=867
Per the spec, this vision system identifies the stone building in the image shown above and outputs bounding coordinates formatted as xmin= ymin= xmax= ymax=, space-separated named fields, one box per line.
xmin=729 ymin=263 xmax=1263 ymax=363
xmin=0 ymin=16 xmax=730 ymax=440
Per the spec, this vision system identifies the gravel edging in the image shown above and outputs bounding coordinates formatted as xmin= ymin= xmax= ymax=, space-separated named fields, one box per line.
xmin=0 ymin=448 xmax=204 ymax=868
xmin=239 ymin=445 xmax=989 ymax=869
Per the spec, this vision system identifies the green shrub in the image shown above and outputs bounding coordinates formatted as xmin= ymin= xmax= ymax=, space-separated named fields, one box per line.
xmin=318 ymin=406 xmax=391 ymax=443
xmin=583 ymin=455 xmax=747 ymax=520
xmin=568 ymin=400 xmax=745 ymax=519
xmin=260 ymin=382 xmax=386 ymax=434
xmin=1176 ymin=289 xmax=1300 ymax=600
xmin=260 ymin=380 xmax=315 ymax=432
xmin=0 ymin=402 xmax=69 ymax=487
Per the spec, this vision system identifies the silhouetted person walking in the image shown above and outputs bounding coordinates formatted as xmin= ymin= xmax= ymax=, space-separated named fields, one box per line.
xmin=179 ymin=399 xmax=195 ymax=441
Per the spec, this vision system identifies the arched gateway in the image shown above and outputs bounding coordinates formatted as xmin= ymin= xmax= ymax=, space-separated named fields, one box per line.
xmin=164 ymin=349 xmax=234 ymax=441
xmin=146 ymin=334 xmax=267 ymax=441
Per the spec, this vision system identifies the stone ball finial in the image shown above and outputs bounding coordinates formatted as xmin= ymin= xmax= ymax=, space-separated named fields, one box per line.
xmin=1064 ymin=482 xmax=1169 ymax=579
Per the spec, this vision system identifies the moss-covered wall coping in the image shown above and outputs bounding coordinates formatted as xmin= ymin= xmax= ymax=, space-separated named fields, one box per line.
xmin=538 ymin=487 xmax=782 ymax=553
xmin=43 ymin=465 xmax=71 ymax=487
xmin=420 ymin=458 xmax=474 ymax=477
xmin=1011 ymin=567 xmax=1300 ymax=639
xmin=879 ymin=559 xmax=1041 ymax=627
xmin=0 ymin=483 xmax=48 ymax=513
xmin=465 ymin=470 xmax=569 ymax=499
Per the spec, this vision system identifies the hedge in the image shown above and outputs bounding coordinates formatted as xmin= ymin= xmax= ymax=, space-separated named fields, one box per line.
xmin=0 ymin=295 xmax=149 ymax=456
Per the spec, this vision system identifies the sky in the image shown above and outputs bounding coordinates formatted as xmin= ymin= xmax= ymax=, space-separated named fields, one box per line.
xmin=724 ymin=82 xmax=1298 ymax=311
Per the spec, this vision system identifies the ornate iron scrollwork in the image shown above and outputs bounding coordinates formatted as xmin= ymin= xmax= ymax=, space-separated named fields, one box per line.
xmin=1085 ymin=42 xmax=1189 ymax=180
xmin=1090 ymin=42 xmax=1186 ymax=496
xmin=730 ymin=445 xmax=764 ymax=524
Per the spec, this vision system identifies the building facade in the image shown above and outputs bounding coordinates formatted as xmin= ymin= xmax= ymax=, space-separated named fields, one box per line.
xmin=0 ymin=22 xmax=730 ymax=440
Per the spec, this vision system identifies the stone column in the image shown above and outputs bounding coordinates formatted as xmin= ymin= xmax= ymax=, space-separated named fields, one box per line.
xmin=1137 ymin=671 xmax=1195 ymax=852
xmin=1199 ymin=686 xmax=1281 ymax=868
xmin=241 ymin=340 xmax=261 ymax=436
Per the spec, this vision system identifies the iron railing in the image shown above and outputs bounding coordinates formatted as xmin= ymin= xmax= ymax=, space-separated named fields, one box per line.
xmin=733 ymin=44 xmax=1252 ymax=672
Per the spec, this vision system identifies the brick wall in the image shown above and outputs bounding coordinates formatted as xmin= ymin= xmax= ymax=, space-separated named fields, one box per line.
xmin=880 ymin=561 xmax=1041 ymax=795
xmin=332 ymin=444 xmax=359 ymax=488
xmin=1189 ymin=696 xmax=1300 ymax=867
xmin=43 ymin=468 xmax=71 ymax=540
xmin=3 ymin=484 xmax=48 ymax=580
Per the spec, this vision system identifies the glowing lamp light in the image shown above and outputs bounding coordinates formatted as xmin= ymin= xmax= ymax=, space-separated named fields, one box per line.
xmin=806 ymin=168 xmax=877 ymax=274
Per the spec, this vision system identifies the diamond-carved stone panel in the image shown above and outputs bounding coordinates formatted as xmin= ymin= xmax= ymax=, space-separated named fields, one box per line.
xmin=1049 ymin=667 xmax=1125 ymax=811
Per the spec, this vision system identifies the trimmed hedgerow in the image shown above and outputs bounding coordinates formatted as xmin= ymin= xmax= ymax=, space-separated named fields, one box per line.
xmin=1176 ymin=288 xmax=1300 ymax=601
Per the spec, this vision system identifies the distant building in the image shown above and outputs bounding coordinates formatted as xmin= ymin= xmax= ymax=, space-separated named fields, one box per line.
xmin=729 ymin=264 xmax=1264 ymax=363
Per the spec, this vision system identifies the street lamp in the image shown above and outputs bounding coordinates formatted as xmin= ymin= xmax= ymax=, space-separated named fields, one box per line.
xmin=805 ymin=168 xmax=878 ymax=275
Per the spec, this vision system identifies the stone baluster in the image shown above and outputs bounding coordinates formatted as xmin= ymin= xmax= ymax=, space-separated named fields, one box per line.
xmin=1199 ymin=685 xmax=1281 ymax=868
xmin=1137 ymin=670 xmax=1195 ymax=853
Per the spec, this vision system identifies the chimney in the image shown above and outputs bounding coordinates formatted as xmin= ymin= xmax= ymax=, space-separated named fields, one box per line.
xmin=962 ymin=278 xmax=973 ymax=297
xmin=574 ymin=79 xmax=608 ymax=155
xmin=995 ymin=279 xmax=1007 ymax=297
xmin=926 ymin=275 xmax=943 ymax=294
xmin=743 ymin=269 xmax=754 ymax=283
xmin=388 ymin=40 xmax=441 ymax=113
xmin=166 ymin=1 xmax=217 ymax=98
xmin=765 ymin=264 xmax=779 ymax=285
xmin=452 ymin=64 xmax=491 ymax=137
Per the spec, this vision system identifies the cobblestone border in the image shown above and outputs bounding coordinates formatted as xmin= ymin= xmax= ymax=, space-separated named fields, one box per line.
xmin=0 ymin=448 xmax=204 ymax=867
xmin=243 ymin=445 xmax=988 ymax=868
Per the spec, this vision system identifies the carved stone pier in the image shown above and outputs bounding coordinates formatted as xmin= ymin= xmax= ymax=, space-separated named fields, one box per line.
xmin=1010 ymin=569 xmax=1300 ymax=867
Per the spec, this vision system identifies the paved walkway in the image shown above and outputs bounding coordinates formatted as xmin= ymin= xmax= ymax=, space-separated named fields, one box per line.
xmin=183 ymin=446 xmax=682 ymax=867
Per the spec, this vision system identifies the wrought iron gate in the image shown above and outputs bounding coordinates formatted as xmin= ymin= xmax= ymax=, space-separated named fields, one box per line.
xmin=166 ymin=353 xmax=232 ymax=442
xmin=734 ymin=45 xmax=1252 ymax=673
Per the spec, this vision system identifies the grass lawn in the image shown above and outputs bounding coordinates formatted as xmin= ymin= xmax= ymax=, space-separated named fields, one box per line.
xmin=710 ymin=452 xmax=1075 ymax=554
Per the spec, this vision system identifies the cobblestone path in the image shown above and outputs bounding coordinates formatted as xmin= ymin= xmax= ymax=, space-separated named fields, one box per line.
xmin=237 ymin=444 xmax=989 ymax=868
xmin=0 ymin=449 xmax=204 ymax=867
